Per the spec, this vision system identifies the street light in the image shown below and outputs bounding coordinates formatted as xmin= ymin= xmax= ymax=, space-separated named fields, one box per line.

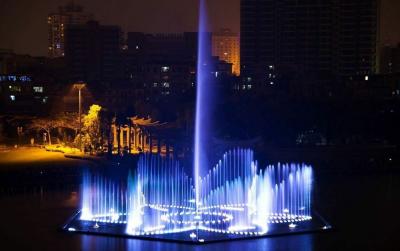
xmin=73 ymin=82 xmax=86 ymax=152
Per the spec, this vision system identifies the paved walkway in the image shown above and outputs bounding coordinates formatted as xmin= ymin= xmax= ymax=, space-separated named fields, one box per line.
xmin=0 ymin=147 xmax=90 ymax=171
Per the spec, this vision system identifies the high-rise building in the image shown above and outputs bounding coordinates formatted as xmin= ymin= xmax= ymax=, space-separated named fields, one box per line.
xmin=48 ymin=2 xmax=93 ymax=58
xmin=380 ymin=44 xmax=400 ymax=74
xmin=335 ymin=0 xmax=378 ymax=76
xmin=241 ymin=0 xmax=379 ymax=87
xmin=212 ymin=29 xmax=240 ymax=76
xmin=65 ymin=21 xmax=122 ymax=82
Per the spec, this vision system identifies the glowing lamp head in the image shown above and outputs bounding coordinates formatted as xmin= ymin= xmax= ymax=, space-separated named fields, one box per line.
xmin=73 ymin=82 xmax=86 ymax=90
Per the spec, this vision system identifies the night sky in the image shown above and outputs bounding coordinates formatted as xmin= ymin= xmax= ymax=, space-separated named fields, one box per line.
xmin=0 ymin=0 xmax=399 ymax=56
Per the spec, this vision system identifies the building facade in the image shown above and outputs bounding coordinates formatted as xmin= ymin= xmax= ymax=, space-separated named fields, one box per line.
xmin=380 ymin=44 xmax=400 ymax=74
xmin=0 ymin=74 xmax=56 ymax=115
xmin=241 ymin=0 xmax=379 ymax=87
xmin=125 ymin=32 xmax=232 ymax=95
xmin=65 ymin=21 xmax=122 ymax=82
xmin=212 ymin=29 xmax=240 ymax=76
xmin=48 ymin=2 xmax=93 ymax=58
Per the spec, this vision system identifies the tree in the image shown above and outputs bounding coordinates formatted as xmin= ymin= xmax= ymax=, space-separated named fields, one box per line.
xmin=28 ymin=114 xmax=79 ymax=145
xmin=28 ymin=117 xmax=62 ymax=145
xmin=79 ymin=104 xmax=102 ymax=151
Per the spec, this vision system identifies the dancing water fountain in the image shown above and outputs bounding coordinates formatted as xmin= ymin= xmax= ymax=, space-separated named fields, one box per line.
xmin=62 ymin=0 xmax=331 ymax=243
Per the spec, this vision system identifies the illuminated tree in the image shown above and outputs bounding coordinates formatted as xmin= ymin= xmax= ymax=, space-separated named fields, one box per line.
xmin=79 ymin=104 xmax=102 ymax=152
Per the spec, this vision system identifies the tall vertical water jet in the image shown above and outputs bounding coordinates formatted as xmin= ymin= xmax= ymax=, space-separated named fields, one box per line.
xmin=194 ymin=0 xmax=211 ymax=212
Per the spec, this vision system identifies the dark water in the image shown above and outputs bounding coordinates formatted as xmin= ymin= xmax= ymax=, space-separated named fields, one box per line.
xmin=0 ymin=171 xmax=398 ymax=251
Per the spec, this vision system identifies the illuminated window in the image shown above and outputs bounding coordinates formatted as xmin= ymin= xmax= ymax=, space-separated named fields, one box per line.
xmin=163 ymin=82 xmax=170 ymax=88
xmin=33 ymin=86 xmax=44 ymax=93
xmin=19 ymin=76 xmax=31 ymax=82
xmin=247 ymin=84 xmax=252 ymax=89
xmin=42 ymin=97 xmax=48 ymax=104
xmin=10 ymin=95 xmax=16 ymax=101
xmin=365 ymin=75 xmax=369 ymax=81
xmin=161 ymin=66 xmax=170 ymax=72
xmin=270 ymin=82 xmax=274 ymax=85
xmin=9 ymin=85 xmax=21 ymax=92
xmin=6 ymin=76 xmax=17 ymax=81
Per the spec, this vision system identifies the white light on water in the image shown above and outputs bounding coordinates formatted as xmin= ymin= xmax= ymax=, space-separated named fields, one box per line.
xmin=190 ymin=232 xmax=197 ymax=239
xmin=228 ymin=226 xmax=256 ymax=232
xmin=144 ymin=225 xmax=166 ymax=232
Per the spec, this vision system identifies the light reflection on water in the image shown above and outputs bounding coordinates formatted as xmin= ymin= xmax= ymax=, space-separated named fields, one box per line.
xmin=81 ymin=234 xmax=313 ymax=251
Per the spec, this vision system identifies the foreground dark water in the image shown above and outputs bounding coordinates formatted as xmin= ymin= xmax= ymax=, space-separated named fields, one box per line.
xmin=0 ymin=171 xmax=398 ymax=251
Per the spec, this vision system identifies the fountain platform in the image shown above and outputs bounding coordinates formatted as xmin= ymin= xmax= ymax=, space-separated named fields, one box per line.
xmin=63 ymin=149 xmax=331 ymax=243
xmin=62 ymin=206 xmax=331 ymax=243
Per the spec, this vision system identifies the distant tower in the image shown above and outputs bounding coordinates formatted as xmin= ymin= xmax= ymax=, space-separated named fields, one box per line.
xmin=212 ymin=29 xmax=240 ymax=76
xmin=48 ymin=1 xmax=93 ymax=58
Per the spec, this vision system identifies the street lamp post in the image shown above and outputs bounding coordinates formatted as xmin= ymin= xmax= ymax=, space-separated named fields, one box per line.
xmin=74 ymin=83 xmax=86 ymax=152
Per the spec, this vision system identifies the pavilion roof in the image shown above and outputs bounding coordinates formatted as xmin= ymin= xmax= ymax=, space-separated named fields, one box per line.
xmin=129 ymin=116 xmax=168 ymax=128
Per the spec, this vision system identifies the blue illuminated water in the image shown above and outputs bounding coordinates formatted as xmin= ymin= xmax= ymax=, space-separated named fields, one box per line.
xmin=194 ymin=0 xmax=211 ymax=209
xmin=78 ymin=149 xmax=315 ymax=241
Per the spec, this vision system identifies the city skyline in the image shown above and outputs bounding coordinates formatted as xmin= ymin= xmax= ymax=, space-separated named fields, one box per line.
xmin=0 ymin=0 xmax=400 ymax=57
